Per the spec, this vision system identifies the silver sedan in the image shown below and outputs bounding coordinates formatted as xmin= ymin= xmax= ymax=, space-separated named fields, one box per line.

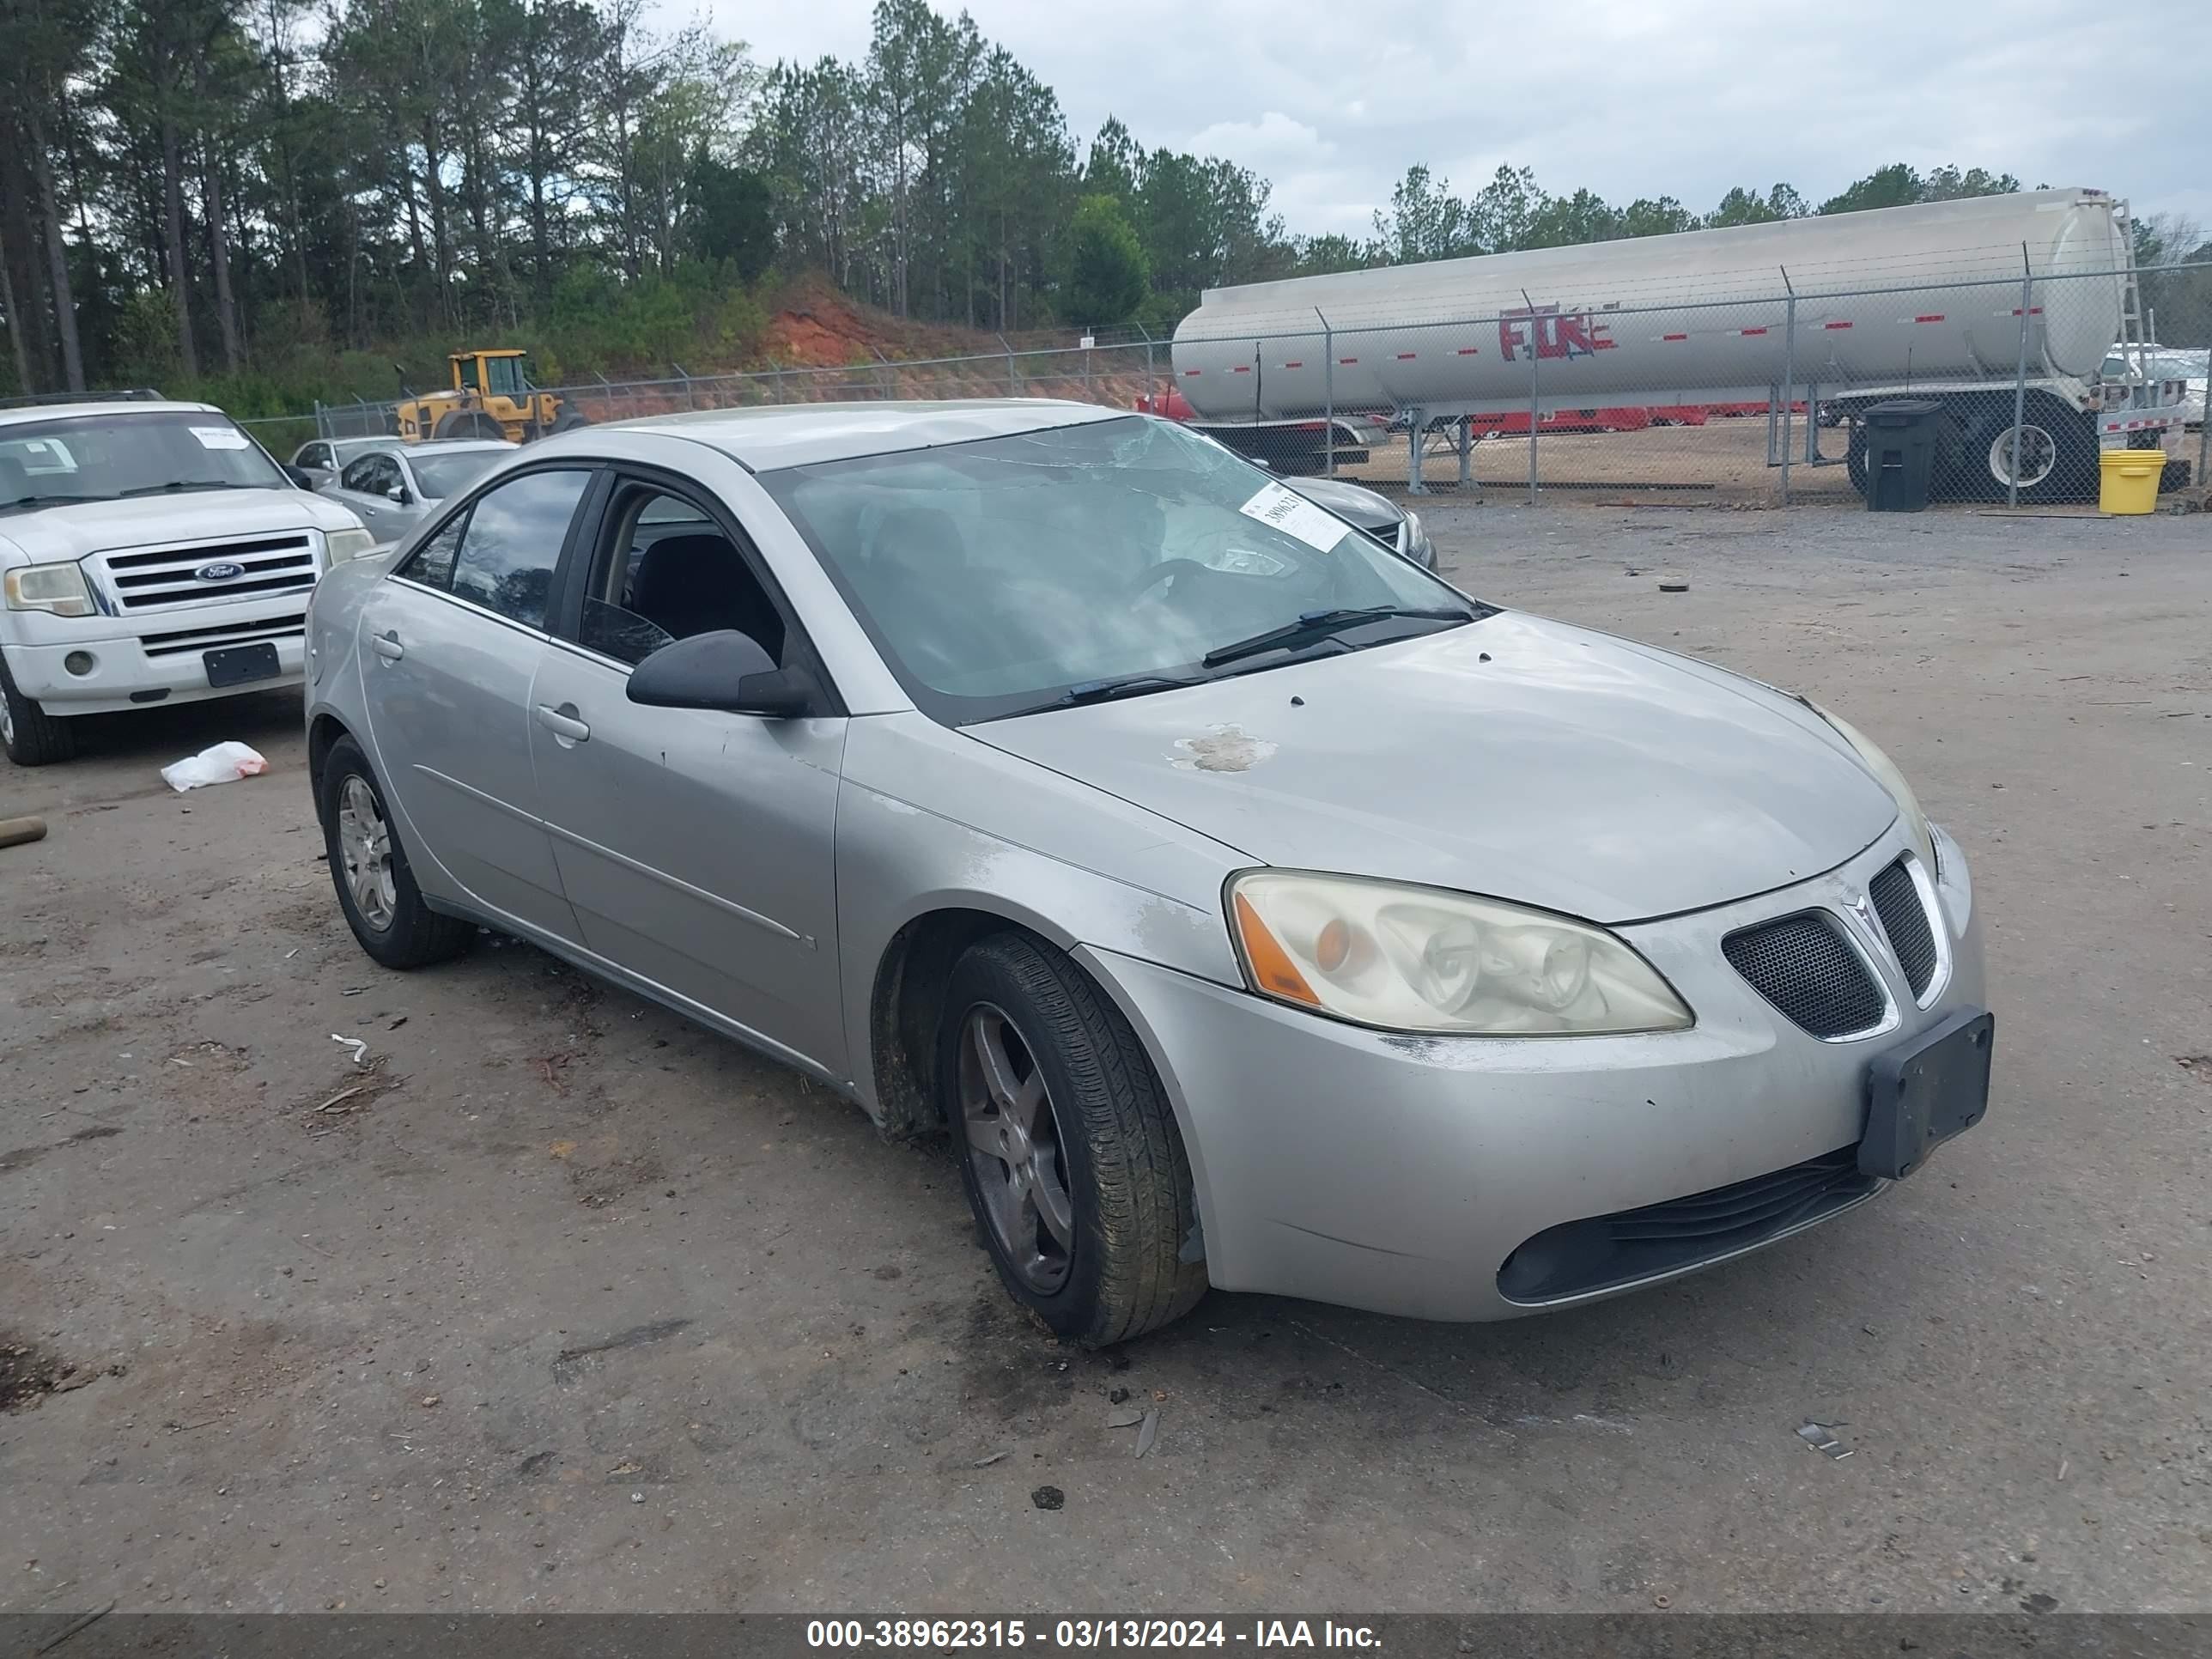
xmin=319 ymin=438 xmax=514 ymax=544
xmin=304 ymin=401 xmax=1990 ymax=1343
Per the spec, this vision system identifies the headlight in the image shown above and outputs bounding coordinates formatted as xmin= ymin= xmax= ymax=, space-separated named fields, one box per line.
xmin=3 ymin=562 xmax=95 ymax=617
xmin=1228 ymin=870 xmax=1693 ymax=1036
xmin=325 ymin=526 xmax=376 ymax=565
xmin=1805 ymin=701 xmax=1936 ymax=872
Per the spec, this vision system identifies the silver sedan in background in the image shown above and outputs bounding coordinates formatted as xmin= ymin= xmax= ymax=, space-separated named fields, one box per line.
xmin=304 ymin=401 xmax=1990 ymax=1344
xmin=319 ymin=438 xmax=514 ymax=543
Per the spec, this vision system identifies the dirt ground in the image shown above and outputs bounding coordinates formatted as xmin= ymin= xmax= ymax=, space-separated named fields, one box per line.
xmin=3 ymin=503 xmax=2209 ymax=1615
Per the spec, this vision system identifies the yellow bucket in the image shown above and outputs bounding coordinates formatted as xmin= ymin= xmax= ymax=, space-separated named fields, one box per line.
xmin=2099 ymin=448 xmax=2162 ymax=514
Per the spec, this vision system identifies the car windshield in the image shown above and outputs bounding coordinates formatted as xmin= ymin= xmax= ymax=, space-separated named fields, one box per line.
xmin=0 ymin=410 xmax=286 ymax=513
xmin=410 ymin=449 xmax=506 ymax=500
xmin=2147 ymin=349 xmax=2209 ymax=380
xmin=763 ymin=414 xmax=1486 ymax=724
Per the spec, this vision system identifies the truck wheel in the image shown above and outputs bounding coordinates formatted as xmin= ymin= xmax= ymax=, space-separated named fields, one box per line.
xmin=433 ymin=410 xmax=506 ymax=442
xmin=1972 ymin=392 xmax=2097 ymax=506
xmin=547 ymin=410 xmax=590 ymax=434
xmin=939 ymin=932 xmax=1208 ymax=1346
xmin=1845 ymin=425 xmax=1869 ymax=497
xmin=0 ymin=651 xmax=78 ymax=766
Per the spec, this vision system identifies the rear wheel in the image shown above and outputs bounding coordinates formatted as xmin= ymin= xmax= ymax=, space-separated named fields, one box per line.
xmin=0 ymin=650 xmax=77 ymax=766
xmin=316 ymin=734 xmax=473 ymax=969
xmin=1965 ymin=392 xmax=2097 ymax=505
xmin=939 ymin=933 xmax=1207 ymax=1345
xmin=546 ymin=409 xmax=590 ymax=434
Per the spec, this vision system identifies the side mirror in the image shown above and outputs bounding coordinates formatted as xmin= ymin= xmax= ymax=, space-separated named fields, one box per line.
xmin=626 ymin=629 xmax=813 ymax=719
xmin=388 ymin=485 xmax=412 ymax=506
xmin=283 ymin=465 xmax=318 ymax=490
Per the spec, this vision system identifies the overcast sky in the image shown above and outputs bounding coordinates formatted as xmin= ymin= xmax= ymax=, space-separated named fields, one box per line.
xmin=679 ymin=0 xmax=2209 ymax=240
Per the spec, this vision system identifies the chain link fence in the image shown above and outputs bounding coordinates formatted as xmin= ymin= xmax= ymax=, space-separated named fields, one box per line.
xmin=237 ymin=258 xmax=2210 ymax=511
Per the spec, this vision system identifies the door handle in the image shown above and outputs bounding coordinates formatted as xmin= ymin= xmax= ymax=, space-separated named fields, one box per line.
xmin=371 ymin=630 xmax=404 ymax=662
xmin=533 ymin=702 xmax=591 ymax=744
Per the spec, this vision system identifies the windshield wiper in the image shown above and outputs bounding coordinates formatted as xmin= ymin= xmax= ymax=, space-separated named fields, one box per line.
xmin=0 ymin=492 xmax=94 ymax=512
xmin=1200 ymin=605 xmax=1474 ymax=669
xmin=115 ymin=480 xmax=246 ymax=498
xmin=1055 ymin=672 xmax=1206 ymax=708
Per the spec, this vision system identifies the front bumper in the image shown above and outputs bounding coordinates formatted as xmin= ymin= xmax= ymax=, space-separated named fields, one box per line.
xmin=6 ymin=606 xmax=307 ymax=715
xmin=1082 ymin=823 xmax=1984 ymax=1322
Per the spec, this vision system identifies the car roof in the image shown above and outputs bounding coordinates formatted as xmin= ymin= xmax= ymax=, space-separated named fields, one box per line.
xmin=600 ymin=399 xmax=1128 ymax=471
xmin=0 ymin=400 xmax=221 ymax=429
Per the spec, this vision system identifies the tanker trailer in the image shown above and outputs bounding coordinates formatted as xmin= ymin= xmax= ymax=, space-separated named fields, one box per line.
xmin=1172 ymin=189 xmax=2189 ymax=504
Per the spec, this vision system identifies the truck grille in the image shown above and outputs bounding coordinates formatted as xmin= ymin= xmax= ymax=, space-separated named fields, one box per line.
xmin=137 ymin=612 xmax=307 ymax=659
xmin=1868 ymin=858 xmax=1939 ymax=998
xmin=95 ymin=534 xmax=319 ymax=612
xmin=1498 ymin=1146 xmax=1876 ymax=1302
xmin=1723 ymin=913 xmax=1887 ymax=1038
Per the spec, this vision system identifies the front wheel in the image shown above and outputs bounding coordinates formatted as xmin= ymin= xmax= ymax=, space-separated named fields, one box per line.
xmin=316 ymin=734 xmax=473 ymax=969
xmin=0 ymin=650 xmax=76 ymax=766
xmin=939 ymin=933 xmax=1208 ymax=1345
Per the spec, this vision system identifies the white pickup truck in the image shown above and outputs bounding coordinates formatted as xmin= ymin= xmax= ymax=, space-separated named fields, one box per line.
xmin=0 ymin=398 xmax=375 ymax=765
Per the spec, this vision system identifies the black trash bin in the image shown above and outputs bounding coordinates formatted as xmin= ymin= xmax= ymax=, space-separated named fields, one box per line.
xmin=1861 ymin=398 xmax=1943 ymax=511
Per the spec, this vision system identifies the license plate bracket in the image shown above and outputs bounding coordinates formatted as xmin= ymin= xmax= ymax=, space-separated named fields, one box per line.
xmin=204 ymin=641 xmax=282 ymax=690
xmin=1860 ymin=1008 xmax=1994 ymax=1180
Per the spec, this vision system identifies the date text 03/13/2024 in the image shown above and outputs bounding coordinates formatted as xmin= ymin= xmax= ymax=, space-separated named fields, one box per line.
xmin=805 ymin=1621 xmax=1382 ymax=1650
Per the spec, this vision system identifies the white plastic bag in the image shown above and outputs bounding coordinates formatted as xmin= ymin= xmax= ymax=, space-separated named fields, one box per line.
xmin=161 ymin=741 xmax=270 ymax=793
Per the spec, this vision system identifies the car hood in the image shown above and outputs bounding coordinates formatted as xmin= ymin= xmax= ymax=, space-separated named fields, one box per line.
xmin=1283 ymin=475 xmax=1401 ymax=532
xmin=966 ymin=611 xmax=1899 ymax=924
xmin=0 ymin=489 xmax=361 ymax=565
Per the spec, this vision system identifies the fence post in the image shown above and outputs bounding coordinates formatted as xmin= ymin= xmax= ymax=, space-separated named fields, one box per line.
xmin=1522 ymin=289 xmax=1540 ymax=506
xmin=997 ymin=333 xmax=1018 ymax=396
xmin=1317 ymin=307 xmax=1334 ymax=478
xmin=1143 ymin=337 xmax=1156 ymax=413
xmin=675 ymin=363 xmax=694 ymax=411
xmin=1458 ymin=416 xmax=1473 ymax=489
xmin=1779 ymin=271 xmax=1796 ymax=507
xmin=2009 ymin=246 xmax=2033 ymax=509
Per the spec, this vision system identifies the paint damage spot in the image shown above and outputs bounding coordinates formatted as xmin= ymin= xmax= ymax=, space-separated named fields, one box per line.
xmin=1171 ymin=725 xmax=1277 ymax=774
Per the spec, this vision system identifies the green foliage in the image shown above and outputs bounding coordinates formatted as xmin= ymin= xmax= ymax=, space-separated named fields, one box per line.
xmin=0 ymin=0 xmax=2096 ymax=414
xmin=1067 ymin=195 xmax=1149 ymax=325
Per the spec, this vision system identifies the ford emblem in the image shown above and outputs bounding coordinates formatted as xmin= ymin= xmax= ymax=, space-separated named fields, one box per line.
xmin=195 ymin=562 xmax=245 ymax=582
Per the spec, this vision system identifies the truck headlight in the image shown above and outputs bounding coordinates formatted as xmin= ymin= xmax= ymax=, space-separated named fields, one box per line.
xmin=3 ymin=562 xmax=95 ymax=617
xmin=1228 ymin=870 xmax=1693 ymax=1036
xmin=1804 ymin=700 xmax=1936 ymax=872
xmin=325 ymin=527 xmax=377 ymax=565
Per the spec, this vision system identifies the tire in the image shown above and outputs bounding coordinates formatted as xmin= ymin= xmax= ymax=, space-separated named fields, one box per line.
xmin=0 ymin=649 xmax=77 ymax=766
xmin=432 ymin=410 xmax=506 ymax=442
xmin=938 ymin=932 xmax=1208 ymax=1345
xmin=1963 ymin=391 xmax=2097 ymax=506
xmin=316 ymin=733 xmax=473 ymax=969
xmin=547 ymin=410 xmax=589 ymax=434
xmin=1844 ymin=424 xmax=1869 ymax=498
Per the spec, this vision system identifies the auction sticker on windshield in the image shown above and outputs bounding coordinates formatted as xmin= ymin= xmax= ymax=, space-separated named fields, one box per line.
xmin=190 ymin=426 xmax=252 ymax=450
xmin=1239 ymin=482 xmax=1349 ymax=552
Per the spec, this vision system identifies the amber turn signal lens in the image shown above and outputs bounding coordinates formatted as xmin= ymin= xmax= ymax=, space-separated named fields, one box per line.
xmin=1233 ymin=890 xmax=1320 ymax=1006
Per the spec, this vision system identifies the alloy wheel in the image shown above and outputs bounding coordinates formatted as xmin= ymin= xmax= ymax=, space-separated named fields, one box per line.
xmin=336 ymin=774 xmax=398 ymax=932
xmin=957 ymin=1005 xmax=1075 ymax=1294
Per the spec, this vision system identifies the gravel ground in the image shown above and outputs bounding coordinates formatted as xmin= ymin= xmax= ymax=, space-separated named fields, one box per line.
xmin=2 ymin=503 xmax=2209 ymax=1615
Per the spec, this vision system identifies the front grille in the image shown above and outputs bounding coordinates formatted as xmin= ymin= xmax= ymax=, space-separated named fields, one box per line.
xmin=1869 ymin=858 xmax=1938 ymax=998
xmin=95 ymin=534 xmax=319 ymax=612
xmin=1362 ymin=524 xmax=1400 ymax=552
xmin=1498 ymin=1146 xmax=1876 ymax=1302
xmin=1723 ymin=913 xmax=1887 ymax=1038
xmin=138 ymin=612 xmax=307 ymax=659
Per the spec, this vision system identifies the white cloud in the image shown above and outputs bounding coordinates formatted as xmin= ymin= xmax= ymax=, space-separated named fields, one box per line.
xmin=1188 ymin=112 xmax=1335 ymax=167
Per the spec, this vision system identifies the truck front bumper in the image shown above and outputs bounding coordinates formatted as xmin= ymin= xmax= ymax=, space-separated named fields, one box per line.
xmin=7 ymin=614 xmax=307 ymax=716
